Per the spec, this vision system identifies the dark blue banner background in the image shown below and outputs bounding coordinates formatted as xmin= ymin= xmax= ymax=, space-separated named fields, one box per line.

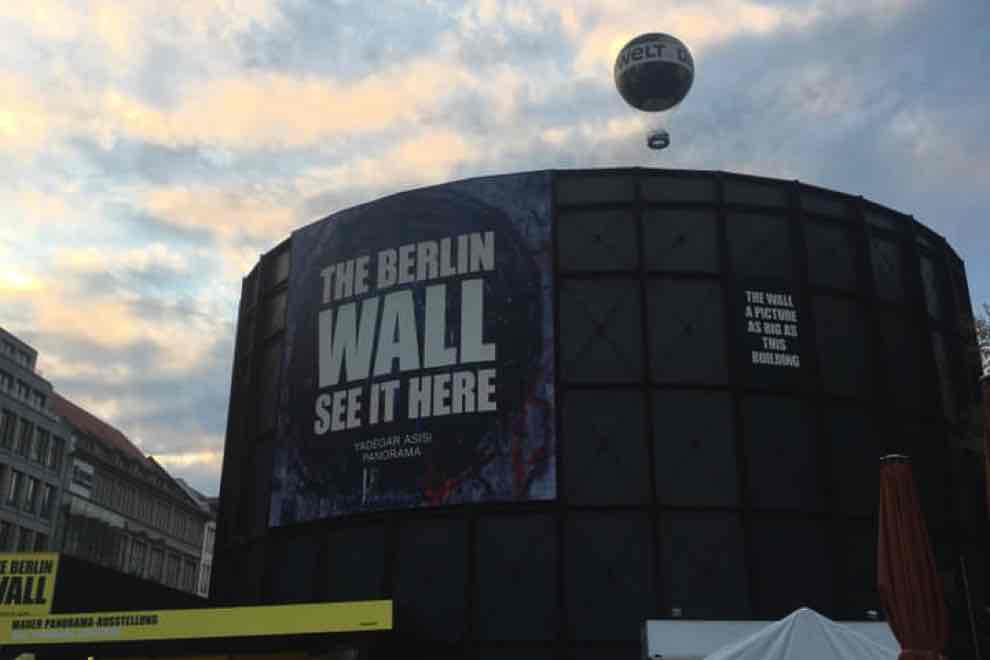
xmin=270 ymin=173 xmax=556 ymax=525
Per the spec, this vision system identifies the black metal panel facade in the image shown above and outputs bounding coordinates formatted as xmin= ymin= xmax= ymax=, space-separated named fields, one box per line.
xmin=214 ymin=169 xmax=985 ymax=658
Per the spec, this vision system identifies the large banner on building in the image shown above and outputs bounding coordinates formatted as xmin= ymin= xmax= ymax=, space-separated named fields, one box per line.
xmin=270 ymin=174 xmax=556 ymax=525
xmin=2 ymin=598 xmax=391 ymax=645
xmin=0 ymin=553 xmax=58 ymax=619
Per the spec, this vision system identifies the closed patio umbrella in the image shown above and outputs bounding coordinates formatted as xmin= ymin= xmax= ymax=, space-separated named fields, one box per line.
xmin=877 ymin=454 xmax=949 ymax=660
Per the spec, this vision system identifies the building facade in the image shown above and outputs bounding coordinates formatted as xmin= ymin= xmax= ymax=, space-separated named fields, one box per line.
xmin=0 ymin=327 xmax=71 ymax=553
xmin=214 ymin=169 xmax=987 ymax=658
xmin=176 ymin=477 xmax=218 ymax=597
xmin=53 ymin=393 xmax=210 ymax=595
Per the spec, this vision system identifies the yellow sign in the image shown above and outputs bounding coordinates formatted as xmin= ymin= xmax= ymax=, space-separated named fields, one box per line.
xmin=0 ymin=599 xmax=392 ymax=646
xmin=0 ymin=553 xmax=59 ymax=619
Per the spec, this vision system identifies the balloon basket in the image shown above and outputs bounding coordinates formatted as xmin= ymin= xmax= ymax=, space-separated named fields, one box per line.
xmin=647 ymin=129 xmax=670 ymax=150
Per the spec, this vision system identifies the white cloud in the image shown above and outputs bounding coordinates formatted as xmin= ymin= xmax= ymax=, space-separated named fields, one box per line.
xmin=884 ymin=106 xmax=988 ymax=184
xmin=0 ymin=73 xmax=70 ymax=154
xmin=0 ymin=267 xmax=45 ymax=296
xmin=55 ymin=243 xmax=190 ymax=275
xmin=15 ymin=249 xmax=229 ymax=380
xmin=534 ymin=0 xmax=920 ymax=78
xmin=0 ymin=19 xmax=547 ymax=158
xmin=37 ymin=353 xmax=134 ymax=384
xmin=142 ymin=184 xmax=298 ymax=243
xmin=0 ymin=1 xmax=286 ymax=78
xmin=152 ymin=447 xmax=224 ymax=469
xmin=297 ymin=128 xmax=483 ymax=197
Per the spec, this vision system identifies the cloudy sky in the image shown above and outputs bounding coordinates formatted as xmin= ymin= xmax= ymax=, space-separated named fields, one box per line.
xmin=1 ymin=0 xmax=987 ymax=496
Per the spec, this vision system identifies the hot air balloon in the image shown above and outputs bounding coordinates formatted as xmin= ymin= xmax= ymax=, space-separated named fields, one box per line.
xmin=614 ymin=33 xmax=695 ymax=150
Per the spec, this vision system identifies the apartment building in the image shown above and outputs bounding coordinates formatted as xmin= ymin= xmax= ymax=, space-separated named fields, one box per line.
xmin=0 ymin=327 xmax=71 ymax=552
xmin=53 ymin=393 xmax=211 ymax=595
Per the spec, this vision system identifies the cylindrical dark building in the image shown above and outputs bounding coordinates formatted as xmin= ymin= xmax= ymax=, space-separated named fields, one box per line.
xmin=214 ymin=169 xmax=987 ymax=659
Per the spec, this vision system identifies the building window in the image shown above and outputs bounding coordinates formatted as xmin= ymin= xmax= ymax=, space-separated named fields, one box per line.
xmin=16 ymin=419 xmax=33 ymax=457
xmin=15 ymin=380 xmax=29 ymax=400
xmin=156 ymin=501 xmax=168 ymax=530
xmin=124 ymin=485 xmax=134 ymax=514
xmin=116 ymin=533 xmax=130 ymax=571
xmin=0 ymin=519 xmax=12 ymax=551
xmin=6 ymin=470 xmax=22 ymax=507
xmin=34 ymin=532 xmax=48 ymax=551
xmin=47 ymin=437 xmax=64 ymax=472
xmin=0 ymin=410 xmax=15 ymax=449
xmin=199 ymin=562 xmax=212 ymax=595
xmin=17 ymin=527 xmax=33 ymax=551
xmin=39 ymin=484 xmax=56 ymax=519
xmin=32 ymin=429 xmax=49 ymax=464
xmin=71 ymin=461 xmax=94 ymax=492
xmin=22 ymin=477 xmax=38 ymax=514
xmin=0 ymin=370 xmax=11 ymax=391
xmin=130 ymin=541 xmax=147 ymax=576
xmin=182 ymin=558 xmax=197 ymax=592
xmin=98 ymin=477 xmax=109 ymax=506
xmin=166 ymin=554 xmax=180 ymax=587
xmin=29 ymin=391 xmax=45 ymax=410
xmin=149 ymin=548 xmax=164 ymax=582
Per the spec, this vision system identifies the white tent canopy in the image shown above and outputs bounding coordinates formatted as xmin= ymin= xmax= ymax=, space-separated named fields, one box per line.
xmin=705 ymin=608 xmax=898 ymax=660
xmin=643 ymin=608 xmax=900 ymax=660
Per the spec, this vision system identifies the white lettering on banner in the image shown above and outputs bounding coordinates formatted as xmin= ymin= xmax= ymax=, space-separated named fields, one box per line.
xmin=318 ymin=299 xmax=379 ymax=388
xmin=406 ymin=368 xmax=496 ymax=420
xmin=744 ymin=289 xmax=802 ymax=369
xmin=424 ymin=285 xmax=457 ymax=368
xmin=344 ymin=231 xmax=495 ymax=301
xmin=318 ymin=279 xmax=494 ymax=389
xmin=354 ymin=432 xmax=433 ymax=463
xmin=312 ymin=231 xmax=500 ymax=436
xmin=460 ymin=279 xmax=495 ymax=364
xmin=367 ymin=380 xmax=400 ymax=425
xmin=373 ymin=290 xmax=420 ymax=377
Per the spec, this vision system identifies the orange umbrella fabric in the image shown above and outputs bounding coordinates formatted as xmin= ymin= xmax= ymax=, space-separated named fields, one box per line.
xmin=877 ymin=454 xmax=949 ymax=660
